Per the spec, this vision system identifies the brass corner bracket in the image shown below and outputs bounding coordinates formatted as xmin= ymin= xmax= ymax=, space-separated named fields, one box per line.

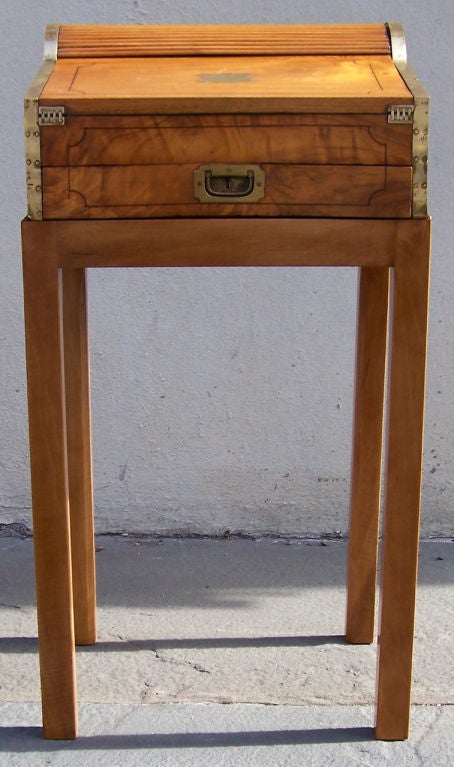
xmin=24 ymin=25 xmax=60 ymax=220
xmin=386 ymin=22 xmax=429 ymax=218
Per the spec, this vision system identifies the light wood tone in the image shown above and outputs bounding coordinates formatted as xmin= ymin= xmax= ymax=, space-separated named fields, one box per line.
xmin=54 ymin=218 xmax=400 ymax=269
xmin=40 ymin=114 xmax=412 ymax=168
xmin=22 ymin=221 xmax=77 ymax=739
xmin=346 ymin=267 xmax=389 ymax=644
xmin=57 ymin=24 xmax=391 ymax=57
xmin=40 ymin=55 xmax=412 ymax=115
xmin=375 ymin=217 xmax=431 ymax=740
xmin=62 ymin=269 xmax=96 ymax=646
xmin=42 ymin=165 xmax=412 ymax=220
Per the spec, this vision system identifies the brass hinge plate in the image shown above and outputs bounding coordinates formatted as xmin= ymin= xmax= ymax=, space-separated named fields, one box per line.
xmin=38 ymin=106 xmax=66 ymax=126
xmin=387 ymin=104 xmax=414 ymax=124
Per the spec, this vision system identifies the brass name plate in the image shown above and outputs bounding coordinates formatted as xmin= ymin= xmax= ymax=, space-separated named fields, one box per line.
xmin=200 ymin=73 xmax=251 ymax=83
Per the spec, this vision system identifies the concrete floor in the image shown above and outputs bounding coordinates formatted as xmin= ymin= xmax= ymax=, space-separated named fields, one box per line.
xmin=0 ymin=534 xmax=453 ymax=765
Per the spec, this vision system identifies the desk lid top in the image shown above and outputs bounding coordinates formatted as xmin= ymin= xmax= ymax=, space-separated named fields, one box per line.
xmin=35 ymin=24 xmax=413 ymax=115
xmin=38 ymin=53 xmax=411 ymax=116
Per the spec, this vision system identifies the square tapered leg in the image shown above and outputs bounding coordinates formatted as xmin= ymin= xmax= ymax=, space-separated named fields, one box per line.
xmin=346 ymin=266 xmax=389 ymax=644
xmin=22 ymin=221 xmax=78 ymax=739
xmin=62 ymin=268 xmax=96 ymax=646
xmin=375 ymin=218 xmax=431 ymax=740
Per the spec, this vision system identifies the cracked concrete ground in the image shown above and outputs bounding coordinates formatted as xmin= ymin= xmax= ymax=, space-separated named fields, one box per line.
xmin=0 ymin=535 xmax=453 ymax=765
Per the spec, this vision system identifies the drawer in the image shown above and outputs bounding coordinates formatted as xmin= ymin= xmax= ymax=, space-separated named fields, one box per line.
xmin=41 ymin=115 xmax=411 ymax=167
xmin=40 ymin=114 xmax=412 ymax=219
xmin=42 ymin=162 xmax=412 ymax=219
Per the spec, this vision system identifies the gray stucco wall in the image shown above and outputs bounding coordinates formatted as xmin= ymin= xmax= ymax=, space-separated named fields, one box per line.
xmin=1 ymin=1 xmax=453 ymax=537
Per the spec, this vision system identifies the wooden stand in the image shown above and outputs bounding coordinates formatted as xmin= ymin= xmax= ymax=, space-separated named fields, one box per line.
xmin=22 ymin=216 xmax=430 ymax=740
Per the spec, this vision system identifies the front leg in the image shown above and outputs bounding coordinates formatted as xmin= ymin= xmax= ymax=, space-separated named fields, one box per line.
xmin=22 ymin=221 xmax=78 ymax=739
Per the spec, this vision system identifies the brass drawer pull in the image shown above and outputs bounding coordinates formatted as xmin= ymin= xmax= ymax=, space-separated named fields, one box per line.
xmin=205 ymin=169 xmax=254 ymax=197
xmin=194 ymin=164 xmax=265 ymax=203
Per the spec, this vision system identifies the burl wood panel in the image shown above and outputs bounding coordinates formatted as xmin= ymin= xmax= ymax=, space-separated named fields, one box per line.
xmin=42 ymin=165 xmax=412 ymax=219
xmin=40 ymin=115 xmax=412 ymax=168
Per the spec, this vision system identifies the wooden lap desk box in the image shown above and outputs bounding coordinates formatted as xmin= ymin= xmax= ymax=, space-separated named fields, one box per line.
xmin=22 ymin=23 xmax=430 ymax=740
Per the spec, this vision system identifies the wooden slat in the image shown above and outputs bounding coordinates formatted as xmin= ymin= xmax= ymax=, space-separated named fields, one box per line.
xmin=57 ymin=24 xmax=391 ymax=57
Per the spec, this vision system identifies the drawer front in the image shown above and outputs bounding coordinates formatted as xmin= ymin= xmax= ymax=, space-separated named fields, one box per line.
xmin=43 ymin=164 xmax=412 ymax=219
xmin=41 ymin=114 xmax=412 ymax=167
xmin=40 ymin=115 xmax=413 ymax=219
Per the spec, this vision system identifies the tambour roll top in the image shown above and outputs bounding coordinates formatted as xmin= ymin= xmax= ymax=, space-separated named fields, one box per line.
xmin=53 ymin=23 xmax=392 ymax=57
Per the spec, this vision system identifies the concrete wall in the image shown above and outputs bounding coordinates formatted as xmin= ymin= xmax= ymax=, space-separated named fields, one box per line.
xmin=1 ymin=0 xmax=453 ymax=537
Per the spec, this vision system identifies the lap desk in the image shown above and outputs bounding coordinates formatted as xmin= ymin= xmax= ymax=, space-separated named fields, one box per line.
xmin=22 ymin=23 xmax=430 ymax=739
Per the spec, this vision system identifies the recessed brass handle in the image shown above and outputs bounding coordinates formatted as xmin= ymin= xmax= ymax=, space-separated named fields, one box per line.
xmin=205 ymin=170 xmax=254 ymax=197
xmin=194 ymin=164 xmax=265 ymax=203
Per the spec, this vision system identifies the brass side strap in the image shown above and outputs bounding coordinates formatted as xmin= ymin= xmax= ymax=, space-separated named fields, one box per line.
xmin=44 ymin=23 xmax=60 ymax=61
xmin=387 ymin=22 xmax=429 ymax=218
xmin=24 ymin=25 xmax=60 ymax=219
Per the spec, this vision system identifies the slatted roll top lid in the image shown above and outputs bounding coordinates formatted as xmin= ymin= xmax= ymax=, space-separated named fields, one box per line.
xmin=51 ymin=23 xmax=392 ymax=58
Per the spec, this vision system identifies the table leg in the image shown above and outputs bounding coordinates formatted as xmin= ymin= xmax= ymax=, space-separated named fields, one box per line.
xmin=346 ymin=267 xmax=389 ymax=643
xmin=62 ymin=269 xmax=96 ymax=645
xmin=22 ymin=221 xmax=77 ymax=739
xmin=375 ymin=218 xmax=431 ymax=739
